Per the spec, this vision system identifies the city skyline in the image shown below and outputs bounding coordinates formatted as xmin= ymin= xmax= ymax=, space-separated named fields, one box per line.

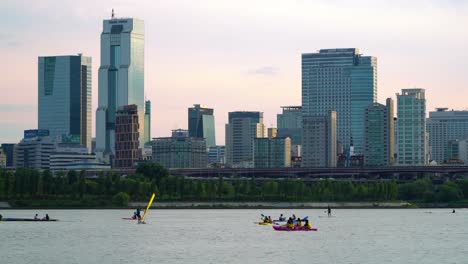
xmin=2 ymin=1 xmax=468 ymax=144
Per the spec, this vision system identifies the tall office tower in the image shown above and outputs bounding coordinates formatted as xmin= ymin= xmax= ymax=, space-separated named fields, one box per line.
xmin=277 ymin=106 xmax=302 ymax=145
xmin=267 ymin=128 xmax=278 ymax=138
xmin=16 ymin=130 xmax=56 ymax=169
xmin=38 ymin=55 xmax=92 ymax=151
xmin=254 ymin=137 xmax=291 ymax=168
xmin=114 ymin=105 xmax=140 ymax=168
xmin=364 ymin=101 xmax=394 ymax=166
xmin=386 ymin=98 xmax=395 ymax=165
xmin=396 ymin=89 xmax=428 ymax=165
xmin=96 ymin=17 xmax=145 ymax=159
xmin=152 ymin=129 xmax=207 ymax=168
xmin=188 ymin=104 xmax=216 ymax=147
xmin=302 ymin=49 xmax=377 ymax=154
xmin=426 ymin=108 xmax=468 ymax=164
xmin=0 ymin=143 xmax=17 ymax=168
xmin=302 ymin=111 xmax=337 ymax=167
xmin=225 ymin=112 xmax=265 ymax=168
xmin=144 ymin=100 xmax=151 ymax=145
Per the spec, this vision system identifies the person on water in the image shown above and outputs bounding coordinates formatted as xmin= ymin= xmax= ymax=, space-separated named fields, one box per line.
xmin=263 ymin=216 xmax=269 ymax=223
xmin=44 ymin=214 xmax=49 ymax=221
xmin=296 ymin=217 xmax=302 ymax=227
xmin=279 ymin=214 xmax=286 ymax=221
xmin=286 ymin=217 xmax=294 ymax=228
xmin=34 ymin=214 xmax=39 ymax=220
xmin=452 ymin=209 xmax=456 ymax=213
xmin=328 ymin=205 xmax=332 ymax=216
xmin=304 ymin=219 xmax=312 ymax=229
xmin=0 ymin=214 xmax=2 ymax=221
xmin=136 ymin=208 xmax=141 ymax=219
xmin=292 ymin=214 xmax=296 ymax=220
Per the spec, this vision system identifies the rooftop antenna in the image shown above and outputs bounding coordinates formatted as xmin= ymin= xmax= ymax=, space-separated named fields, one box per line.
xmin=111 ymin=9 xmax=115 ymax=19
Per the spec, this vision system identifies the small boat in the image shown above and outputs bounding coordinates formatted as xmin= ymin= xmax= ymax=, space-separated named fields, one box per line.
xmin=0 ymin=218 xmax=58 ymax=222
xmin=272 ymin=225 xmax=317 ymax=232
xmin=256 ymin=222 xmax=273 ymax=226
xmin=122 ymin=217 xmax=139 ymax=220
xmin=273 ymin=216 xmax=308 ymax=224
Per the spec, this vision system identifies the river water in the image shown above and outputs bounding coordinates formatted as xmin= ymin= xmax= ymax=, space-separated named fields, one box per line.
xmin=0 ymin=209 xmax=467 ymax=264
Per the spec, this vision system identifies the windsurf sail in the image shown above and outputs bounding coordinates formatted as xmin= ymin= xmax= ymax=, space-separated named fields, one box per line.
xmin=141 ymin=193 xmax=156 ymax=222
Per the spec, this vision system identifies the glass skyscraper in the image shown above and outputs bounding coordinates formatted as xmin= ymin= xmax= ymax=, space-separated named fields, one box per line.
xmin=38 ymin=54 xmax=92 ymax=151
xmin=364 ymin=100 xmax=394 ymax=166
xmin=144 ymin=100 xmax=151 ymax=145
xmin=96 ymin=17 xmax=145 ymax=157
xmin=277 ymin=106 xmax=302 ymax=145
xmin=188 ymin=104 xmax=216 ymax=147
xmin=302 ymin=48 xmax=377 ymax=154
xmin=396 ymin=89 xmax=428 ymax=165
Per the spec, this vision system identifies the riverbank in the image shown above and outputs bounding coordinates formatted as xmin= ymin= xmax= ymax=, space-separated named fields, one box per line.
xmin=2 ymin=200 xmax=467 ymax=209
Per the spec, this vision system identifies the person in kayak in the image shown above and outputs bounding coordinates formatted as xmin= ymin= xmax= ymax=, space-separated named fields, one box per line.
xmin=34 ymin=214 xmax=39 ymax=220
xmin=286 ymin=217 xmax=294 ymax=228
xmin=296 ymin=217 xmax=302 ymax=227
xmin=136 ymin=208 xmax=141 ymax=219
xmin=328 ymin=205 xmax=332 ymax=216
xmin=45 ymin=214 xmax=49 ymax=221
xmin=304 ymin=219 xmax=312 ymax=229
xmin=278 ymin=214 xmax=286 ymax=221
xmin=292 ymin=214 xmax=296 ymax=220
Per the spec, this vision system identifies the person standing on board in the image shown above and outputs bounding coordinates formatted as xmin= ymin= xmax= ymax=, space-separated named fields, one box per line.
xmin=327 ymin=205 xmax=332 ymax=217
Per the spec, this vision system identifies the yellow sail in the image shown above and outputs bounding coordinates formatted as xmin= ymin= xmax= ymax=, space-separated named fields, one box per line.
xmin=141 ymin=193 xmax=156 ymax=221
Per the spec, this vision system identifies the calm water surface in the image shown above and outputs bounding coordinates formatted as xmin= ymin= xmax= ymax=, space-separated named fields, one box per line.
xmin=0 ymin=209 xmax=467 ymax=264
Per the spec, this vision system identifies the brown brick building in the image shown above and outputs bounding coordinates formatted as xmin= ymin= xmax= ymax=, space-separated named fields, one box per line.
xmin=115 ymin=105 xmax=140 ymax=168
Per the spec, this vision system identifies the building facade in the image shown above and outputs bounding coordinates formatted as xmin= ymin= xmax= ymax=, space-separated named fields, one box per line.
xmin=16 ymin=130 xmax=56 ymax=169
xmin=396 ymin=89 xmax=428 ymax=165
xmin=364 ymin=100 xmax=394 ymax=166
xmin=50 ymin=143 xmax=109 ymax=171
xmin=188 ymin=104 xmax=216 ymax=147
xmin=0 ymin=149 xmax=6 ymax=168
xmin=114 ymin=105 xmax=140 ymax=169
xmin=38 ymin=55 xmax=92 ymax=150
xmin=152 ymin=129 xmax=207 ymax=168
xmin=302 ymin=111 xmax=337 ymax=167
xmin=277 ymin=106 xmax=302 ymax=145
xmin=0 ymin=144 xmax=17 ymax=168
xmin=144 ymin=100 xmax=151 ymax=145
xmin=426 ymin=108 xmax=468 ymax=164
xmin=254 ymin=137 xmax=291 ymax=168
xmin=302 ymin=48 xmax=377 ymax=154
xmin=225 ymin=111 xmax=265 ymax=168
xmin=208 ymin=145 xmax=225 ymax=166
xmin=96 ymin=17 xmax=145 ymax=158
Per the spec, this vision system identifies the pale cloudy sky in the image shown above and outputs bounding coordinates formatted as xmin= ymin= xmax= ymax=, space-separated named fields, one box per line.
xmin=1 ymin=0 xmax=468 ymax=144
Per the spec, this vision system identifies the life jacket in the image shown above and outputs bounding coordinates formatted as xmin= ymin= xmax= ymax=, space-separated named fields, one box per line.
xmin=304 ymin=223 xmax=312 ymax=229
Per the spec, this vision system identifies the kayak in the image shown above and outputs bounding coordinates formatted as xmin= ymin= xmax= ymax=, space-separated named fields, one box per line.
xmin=0 ymin=218 xmax=58 ymax=222
xmin=122 ymin=217 xmax=139 ymax=220
xmin=272 ymin=225 xmax=317 ymax=232
xmin=256 ymin=222 xmax=273 ymax=226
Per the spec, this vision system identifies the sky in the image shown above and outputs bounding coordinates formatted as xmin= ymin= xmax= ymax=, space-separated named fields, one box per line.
xmin=1 ymin=0 xmax=468 ymax=145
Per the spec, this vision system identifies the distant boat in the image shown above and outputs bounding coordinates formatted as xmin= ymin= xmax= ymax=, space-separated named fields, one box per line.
xmin=138 ymin=193 xmax=156 ymax=224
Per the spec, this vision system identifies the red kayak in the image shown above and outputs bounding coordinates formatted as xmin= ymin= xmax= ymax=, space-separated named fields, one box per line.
xmin=272 ymin=225 xmax=318 ymax=232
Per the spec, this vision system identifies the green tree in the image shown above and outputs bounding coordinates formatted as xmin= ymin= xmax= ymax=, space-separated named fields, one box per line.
xmin=112 ymin=192 xmax=130 ymax=206
xmin=136 ymin=162 xmax=169 ymax=184
xmin=78 ymin=170 xmax=86 ymax=198
xmin=436 ymin=181 xmax=463 ymax=202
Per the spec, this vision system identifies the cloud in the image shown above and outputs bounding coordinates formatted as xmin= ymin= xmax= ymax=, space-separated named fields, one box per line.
xmin=247 ymin=66 xmax=279 ymax=76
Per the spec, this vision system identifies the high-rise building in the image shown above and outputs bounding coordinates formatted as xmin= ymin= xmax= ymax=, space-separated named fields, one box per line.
xmin=267 ymin=128 xmax=278 ymax=138
xmin=0 ymin=143 xmax=17 ymax=168
xmin=114 ymin=105 xmax=140 ymax=169
xmin=144 ymin=100 xmax=151 ymax=145
xmin=50 ymin=143 xmax=109 ymax=171
xmin=277 ymin=106 xmax=302 ymax=145
xmin=225 ymin=111 xmax=265 ymax=168
xmin=188 ymin=104 xmax=216 ymax=147
xmin=426 ymin=108 xmax=468 ymax=164
xmin=364 ymin=100 xmax=394 ymax=166
xmin=152 ymin=129 xmax=207 ymax=168
xmin=96 ymin=17 xmax=145 ymax=158
xmin=396 ymin=89 xmax=428 ymax=165
xmin=208 ymin=145 xmax=225 ymax=166
xmin=16 ymin=129 xmax=56 ymax=169
xmin=254 ymin=137 xmax=291 ymax=168
xmin=0 ymin=148 xmax=6 ymax=168
xmin=302 ymin=111 xmax=337 ymax=167
xmin=38 ymin=55 xmax=92 ymax=150
xmin=302 ymin=48 xmax=377 ymax=154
